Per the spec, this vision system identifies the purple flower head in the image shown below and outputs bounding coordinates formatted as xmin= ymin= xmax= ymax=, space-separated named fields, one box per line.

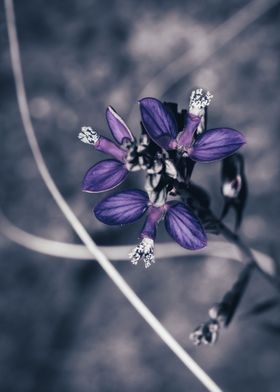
xmin=139 ymin=89 xmax=246 ymax=162
xmin=94 ymin=189 xmax=207 ymax=268
xmin=78 ymin=106 xmax=136 ymax=193
xmin=79 ymin=87 xmax=248 ymax=270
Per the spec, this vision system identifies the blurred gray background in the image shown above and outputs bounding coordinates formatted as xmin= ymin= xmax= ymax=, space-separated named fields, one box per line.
xmin=0 ymin=0 xmax=280 ymax=391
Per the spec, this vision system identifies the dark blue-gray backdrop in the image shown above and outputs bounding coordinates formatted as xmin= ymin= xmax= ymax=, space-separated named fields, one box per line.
xmin=0 ymin=0 xmax=280 ymax=391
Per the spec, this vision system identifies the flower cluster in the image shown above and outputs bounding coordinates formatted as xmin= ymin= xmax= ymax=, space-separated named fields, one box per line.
xmin=79 ymin=88 xmax=246 ymax=268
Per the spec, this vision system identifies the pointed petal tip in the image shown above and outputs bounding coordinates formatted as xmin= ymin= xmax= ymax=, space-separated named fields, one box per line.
xmin=81 ymin=187 xmax=95 ymax=194
xmin=194 ymin=236 xmax=207 ymax=250
xmin=106 ymin=105 xmax=133 ymax=144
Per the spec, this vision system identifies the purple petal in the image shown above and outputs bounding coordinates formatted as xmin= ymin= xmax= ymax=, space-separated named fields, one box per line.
xmin=94 ymin=189 xmax=149 ymax=225
xmin=139 ymin=98 xmax=177 ymax=149
xmin=177 ymin=113 xmax=201 ymax=147
xmin=96 ymin=137 xmax=127 ymax=162
xmin=165 ymin=202 xmax=207 ymax=250
xmin=106 ymin=106 xmax=134 ymax=145
xmin=190 ymin=128 xmax=246 ymax=162
xmin=82 ymin=159 xmax=128 ymax=193
xmin=140 ymin=206 xmax=163 ymax=240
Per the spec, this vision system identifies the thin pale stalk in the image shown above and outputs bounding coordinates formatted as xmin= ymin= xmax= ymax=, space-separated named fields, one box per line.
xmin=0 ymin=210 xmax=275 ymax=279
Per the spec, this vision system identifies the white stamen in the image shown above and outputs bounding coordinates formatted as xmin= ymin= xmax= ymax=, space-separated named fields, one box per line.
xmin=150 ymin=173 xmax=161 ymax=189
xmin=78 ymin=126 xmax=100 ymax=145
xmin=165 ymin=159 xmax=177 ymax=179
xmin=189 ymin=88 xmax=213 ymax=116
xmin=128 ymin=237 xmax=155 ymax=268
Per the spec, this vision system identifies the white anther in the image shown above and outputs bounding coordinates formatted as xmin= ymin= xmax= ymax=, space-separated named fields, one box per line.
xmin=78 ymin=126 xmax=100 ymax=145
xmin=128 ymin=237 xmax=155 ymax=268
xmin=189 ymin=88 xmax=213 ymax=116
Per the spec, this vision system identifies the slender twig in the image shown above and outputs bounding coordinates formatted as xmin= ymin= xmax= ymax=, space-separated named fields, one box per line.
xmin=4 ymin=1 xmax=223 ymax=391
xmin=0 ymin=210 xmax=276 ymax=279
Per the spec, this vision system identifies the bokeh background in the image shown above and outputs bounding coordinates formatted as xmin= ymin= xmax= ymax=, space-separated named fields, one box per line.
xmin=0 ymin=0 xmax=280 ymax=391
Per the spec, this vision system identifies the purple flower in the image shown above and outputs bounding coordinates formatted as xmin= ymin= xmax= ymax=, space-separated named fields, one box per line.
xmin=78 ymin=106 xmax=135 ymax=193
xmin=139 ymin=89 xmax=246 ymax=162
xmin=94 ymin=189 xmax=207 ymax=268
